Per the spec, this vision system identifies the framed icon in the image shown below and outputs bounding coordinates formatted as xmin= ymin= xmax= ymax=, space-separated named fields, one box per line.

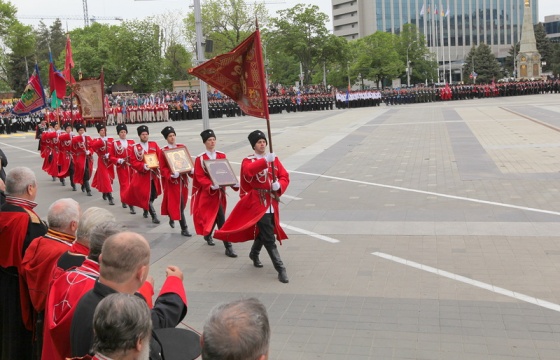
xmin=143 ymin=153 xmax=159 ymax=169
xmin=204 ymin=159 xmax=238 ymax=187
xmin=163 ymin=147 xmax=194 ymax=174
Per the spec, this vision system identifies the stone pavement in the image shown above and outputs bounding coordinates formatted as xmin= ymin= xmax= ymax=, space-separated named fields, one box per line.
xmin=2 ymin=93 xmax=560 ymax=359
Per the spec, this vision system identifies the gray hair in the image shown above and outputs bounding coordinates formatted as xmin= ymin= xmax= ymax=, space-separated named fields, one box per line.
xmin=92 ymin=293 xmax=152 ymax=357
xmin=5 ymin=167 xmax=36 ymax=196
xmin=100 ymin=232 xmax=150 ymax=283
xmin=76 ymin=207 xmax=115 ymax=247
xmin=88 ymin=221 xmax=123 ymax=263
xmin=201 ymin=298 xmax=270 ymax=360
xmin=47 ymin=198 xmax=80 ymax=230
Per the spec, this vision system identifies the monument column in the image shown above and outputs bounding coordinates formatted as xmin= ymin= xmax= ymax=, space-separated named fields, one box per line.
xmin=516 ymin=0 xmax=541 ymax=79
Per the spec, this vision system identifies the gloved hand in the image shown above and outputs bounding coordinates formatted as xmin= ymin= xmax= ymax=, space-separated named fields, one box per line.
xmin=210 ymin=184 xmax=220 ymax=190
xmin=117 ymin=158 xmax=124 ymax=164
xmin=85 ymin=150 xmax=90 ymax=155
xmin=189 ymin=168 xmax=194 ymax=175
xmin=104 ymin=153 xmax=109 ymax=159
xmin=231 ymin=182 xmax=240 ymax=189
xmin=143 ymin=164 xmax=150 ymax=171
xmin=171 ymin=172 xmax=180 ymax=178
xmin=271 ymin=181 xmax=280 ymax=191
xmin=264 ymin=152 xmax=275 ymax=163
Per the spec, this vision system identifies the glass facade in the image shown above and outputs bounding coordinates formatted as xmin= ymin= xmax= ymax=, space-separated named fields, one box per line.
xmin=373 ymin=0 xmax=537 ymax=48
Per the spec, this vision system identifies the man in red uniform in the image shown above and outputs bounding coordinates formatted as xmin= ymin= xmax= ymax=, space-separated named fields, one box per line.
xmin=214 ymin=130 xmax=290 ymax=283
xmin=90 ymin=123 xmax=115 ymax=205
xmin=158 ymin=126 xmax=192 ymax=236
xmin=0 ymin=167 xmax=48 ymax=359
xmin=191 ymin=129 xmax=237 ymax=257
xmin=70 ymin=232 xmax=188 ymax=358
xmin=57 ymin=123 xmax=76 ymax=190
xmin=20 ymin=198 xmax=80 ymax=358
xmin=109 ymin=123 xmax=136 ymax=213
xmin=72 ymin=123 xmax=93 ymax=196
xmin=42 ymin=221 xmax=122 ymax=360
xmin=124 ymin=125 xmax=162 ymax=223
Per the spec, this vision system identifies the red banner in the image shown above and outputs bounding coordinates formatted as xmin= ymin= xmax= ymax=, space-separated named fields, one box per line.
xmin=188 ymin=29 xmax=269 ymax=120
xmin=12 ymin=64 xmax=47 ymax=116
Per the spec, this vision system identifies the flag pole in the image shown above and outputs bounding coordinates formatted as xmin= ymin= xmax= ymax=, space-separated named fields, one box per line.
xmin=254 ymin=19 xmax=273 ymax=154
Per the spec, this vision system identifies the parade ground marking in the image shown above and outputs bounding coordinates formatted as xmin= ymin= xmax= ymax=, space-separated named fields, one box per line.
xmin=372 ymin=252 xmax=560 ymax=313
xmin=280 ymin=223 xmax=339 ymax=243
xmin=0 ymin=141 xmax=39 ymax=154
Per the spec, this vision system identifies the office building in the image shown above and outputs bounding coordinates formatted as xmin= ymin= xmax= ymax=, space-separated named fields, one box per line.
xmin=333 ymin=0 xmax=539 ymax=81
xmin=543 ymin=15 xmax=560 ymax=43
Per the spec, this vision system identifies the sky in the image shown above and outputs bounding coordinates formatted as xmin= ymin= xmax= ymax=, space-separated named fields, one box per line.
xmin=12 ymin=0 xmax=334 ymax=31
xmin=11 ymin=0 xmax=560 ymax=31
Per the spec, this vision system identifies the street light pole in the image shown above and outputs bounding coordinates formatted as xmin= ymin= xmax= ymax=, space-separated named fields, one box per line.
xmin=193 ymin=0 xmax=209 ymax=130
xmin=406 ymin=40 xmax=416 ymax=87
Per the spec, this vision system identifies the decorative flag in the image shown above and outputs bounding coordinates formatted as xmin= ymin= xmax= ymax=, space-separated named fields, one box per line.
xmin=420 ymin=4 xmax=425 ymax=16
xmin=427 ymin=5 xmax=430 ymax=14
xmin=72 ymin=72 xmax=105 ymax=120
xmin=441 ymin=6 xmax=445 ymax=16
xmin=12 ymin=64 xmax=47 ymax=116
xmin=49 ymin=53 xmax=66 ymax=109
xmin=445 ymin=6 xmax=450 ymax=16
xmin=63 ymin=34 xmax=75 ymax=84
xmin=434 ymin=7 xmax=438 ymax=15
xmin=188 ymin=28 xmax=269 ymax=120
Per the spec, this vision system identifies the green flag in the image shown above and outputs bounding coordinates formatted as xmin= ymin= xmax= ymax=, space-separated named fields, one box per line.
xmin=51 ymin=90 xmax=62 ymax=109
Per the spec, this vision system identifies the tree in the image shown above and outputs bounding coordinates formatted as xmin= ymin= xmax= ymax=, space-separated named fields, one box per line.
xmin=149 ymin=10 xmax=186 ymax=56
xmin=0 ymin=0 xmax=16 ymax=38
xmin=161 ymin=42 xmax=193 ymax=89
xmin=5 ymin=22 xmax=36 ymax=93
xmin=462 ymin=43 xmax=502 ymax=84
xmin=352 ymin=31 xmax=403 ymax=89
xmin=397 ymin=24 xmax=437 ymax=86
xmin=183 ymin=0 xmax=268 ymax=58
xmin=268 ymin=4 xmax=330 ymax=85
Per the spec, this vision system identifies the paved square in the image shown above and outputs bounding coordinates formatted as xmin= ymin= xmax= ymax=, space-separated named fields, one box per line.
xmin=2 ymin=93 xmax=560 ymax=359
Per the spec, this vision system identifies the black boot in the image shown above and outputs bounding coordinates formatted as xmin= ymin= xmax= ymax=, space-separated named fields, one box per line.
xmin=178 ymin=219 xmax=191 ymax=236
xmin=107 ymin=193 xmax=115 ymax=205
xmin=203 ymin=235 xmax=215 ymax=245
xmin=266 ymin=246 xmax=289 ymax=283
xmin=224 ymin=242 xmax=237 ymax=258
xmin=84 ymin=181 xmax=92 ymax=196
xmin=148 ymin=202 xmax=160 ymax=224
xmin=122 ymin=202 xmax=127 ymax=208
xmin=129 ymin=205 xmax=136 ymax=215
xmin=249 ymin=239 xmax=264 ymax=267
xmin=169 ymin=219 xmax=175 ymax=228
xmin=61 ymin=178 xmax=65 ymax=186
xmin=143 ymin=210 xmax=148 ymax=218
xmin=71 ymin=178 xmax=76 ymax=191
xmin=102 ymin=193 xmax=107 ymax=200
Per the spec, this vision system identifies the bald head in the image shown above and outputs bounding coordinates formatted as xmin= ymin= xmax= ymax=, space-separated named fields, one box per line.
xmin=100 ymin=232 xmax=150 ymax=283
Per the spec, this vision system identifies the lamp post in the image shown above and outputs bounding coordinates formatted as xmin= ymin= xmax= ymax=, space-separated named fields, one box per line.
xmin=193 ymin=0 xmax=209 ymax=130
xmin=406 ymin=40 xmax=416 ymax=87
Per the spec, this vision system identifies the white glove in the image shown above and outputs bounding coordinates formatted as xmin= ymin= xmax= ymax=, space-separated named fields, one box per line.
xmin=271 ymin=181 xmax=280 ymax=191
xmin=171 ymin=172 xmax=180 ymax=178
xmin=264 ymin=152 xmax=275 ymax=163
xmin=189 ymin=168 xmax=194 ymax=175
xmin=210 ymin=184 xmax=220 ymax=190
xmin=85 ymin=150 xmax=90 ymax=155
xmin=143 ymin=164 xmax=150 ymax=171
xmin=117 ymin=158 xmax=124 ymax=164
xmin=104 ymin=153 xmax=109 ymax=159
xmin=232 ymin=182 xmax=240 ymax=189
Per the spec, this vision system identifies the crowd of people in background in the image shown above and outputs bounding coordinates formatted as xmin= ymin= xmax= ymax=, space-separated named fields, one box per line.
xmin=1 ymin=78 xmax=559 ymax=135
